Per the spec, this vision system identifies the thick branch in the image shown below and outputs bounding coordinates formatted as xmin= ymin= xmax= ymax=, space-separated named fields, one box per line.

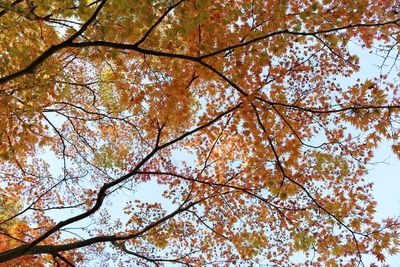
xmin=0 ymin=0 xmax=107 ymax=85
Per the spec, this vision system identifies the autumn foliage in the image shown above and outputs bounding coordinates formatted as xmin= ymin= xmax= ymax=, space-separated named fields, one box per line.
xmin=1 ymin=0 xmax=400 ymax=265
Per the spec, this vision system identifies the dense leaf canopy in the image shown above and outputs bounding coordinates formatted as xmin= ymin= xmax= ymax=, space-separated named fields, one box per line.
xmin=0 ymin=0 xmax=400 ymax=265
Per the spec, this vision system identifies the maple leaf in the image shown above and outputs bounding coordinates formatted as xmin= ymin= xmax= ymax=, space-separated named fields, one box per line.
xmin=0 ymin=0 xmax=399 ymax=265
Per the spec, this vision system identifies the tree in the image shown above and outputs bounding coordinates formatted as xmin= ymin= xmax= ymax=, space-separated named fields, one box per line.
xmin=0 ymin=0 xmax=399 ymax=265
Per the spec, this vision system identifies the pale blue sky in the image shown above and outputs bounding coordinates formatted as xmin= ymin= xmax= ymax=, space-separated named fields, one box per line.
xmin=365 ymin=140 xmax=400 ymax=265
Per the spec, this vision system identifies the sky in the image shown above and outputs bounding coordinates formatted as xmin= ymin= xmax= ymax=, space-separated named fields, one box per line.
xmin=348 ymin=41 xmax=400 ymax=227
xmin=332 ymin=42 xmax=400 ymax=265
xmin=364 ymin=140 xmax=400 ymax=265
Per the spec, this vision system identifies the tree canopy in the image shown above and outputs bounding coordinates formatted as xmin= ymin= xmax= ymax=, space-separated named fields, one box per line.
xmin=0 ymin=0 xmax=400 ymax=265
